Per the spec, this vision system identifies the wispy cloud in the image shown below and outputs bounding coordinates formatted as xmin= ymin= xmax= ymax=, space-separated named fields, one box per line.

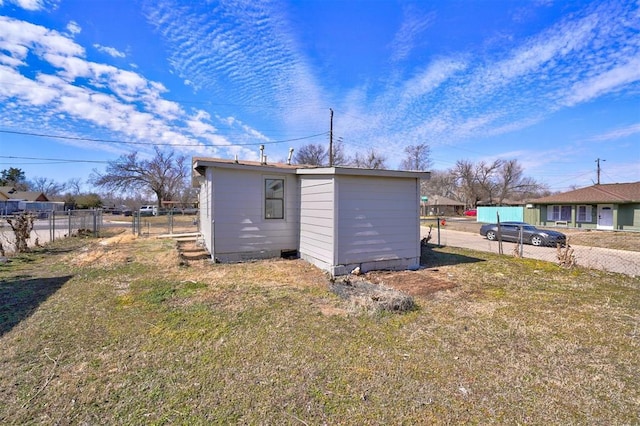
xmin=144 ymin=0 xmax=327 ymax=131
xmin=66 ymin=21 xmax=81 ymax=35
xmin=584 ymin=123 xmax=640 ymax=142
xmin=389 ymin=4 xmax=434 ymax=63
xmin=1 ymin=0 xmax=638 ymax=174
xmin=4 ymin=0 xmax=46 ymax=11
xmin=0 ymin=16 xmax=258 ymax=160
xmin=562 ymin=58 xmax=640 ymax=107
xmin=334 ymin=0 xmax=640 ymax=161
xmin=93 ymin=43 xmax=126 ymax=58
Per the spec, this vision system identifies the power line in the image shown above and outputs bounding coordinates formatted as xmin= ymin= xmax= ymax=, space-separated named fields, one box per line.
xmin=0 ymin=155 xmax=108 ymax=164
xmin=0 ymin=129 xmax=329 ymax=147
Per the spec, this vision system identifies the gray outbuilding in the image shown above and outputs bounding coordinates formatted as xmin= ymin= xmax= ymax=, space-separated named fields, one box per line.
xmin=193 ymin=157 xmax=429 ymax=276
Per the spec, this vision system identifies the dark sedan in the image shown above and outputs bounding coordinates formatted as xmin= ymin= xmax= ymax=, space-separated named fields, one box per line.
xmin=479 ymin=222 xmax=566 ymax=247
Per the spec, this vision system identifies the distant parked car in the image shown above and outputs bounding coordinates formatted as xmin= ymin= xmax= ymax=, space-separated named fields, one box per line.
xmin=139 ymin=205 xmax=157 ymax=216
xmin=463 ymin=209 xmax=477 ymax=216
xmin=112 ymin=205 xmax=132 ymax=216
xmin=479 ymin=222 xmax=566 ymax=247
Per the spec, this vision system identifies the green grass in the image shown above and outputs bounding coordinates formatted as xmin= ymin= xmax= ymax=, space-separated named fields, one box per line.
xmin=0 ymin=235 xmax=638 ymax=424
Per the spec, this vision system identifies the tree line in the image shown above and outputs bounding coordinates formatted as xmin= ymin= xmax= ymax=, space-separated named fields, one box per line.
xmin=294 ymin=142 xmax=549 ymax=207
xmin=0 ymin=146 xmax=191 ymax=210
xmin=2 ymin=143 xmax=548 ymax=211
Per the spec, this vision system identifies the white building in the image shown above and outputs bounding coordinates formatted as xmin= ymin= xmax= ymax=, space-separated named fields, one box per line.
xmin=193 ymin=157 xmax=429 ymax=276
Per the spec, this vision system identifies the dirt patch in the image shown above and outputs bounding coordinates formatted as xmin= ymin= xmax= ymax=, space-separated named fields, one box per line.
xmin=364 ymin=269 xmax=458 ymax=298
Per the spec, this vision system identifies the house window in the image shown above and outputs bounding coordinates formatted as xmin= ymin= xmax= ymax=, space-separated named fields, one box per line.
xmin=577 ymin=205 xmax=592 ymax=222
xmin=547 ymin=205 xmax=572 ymax=221
xmin=265 ymin=178 xmax=284 ymax=219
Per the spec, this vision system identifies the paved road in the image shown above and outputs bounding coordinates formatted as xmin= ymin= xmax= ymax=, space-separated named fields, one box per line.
xmin=422 ymin=226 xmax=640 ymax=277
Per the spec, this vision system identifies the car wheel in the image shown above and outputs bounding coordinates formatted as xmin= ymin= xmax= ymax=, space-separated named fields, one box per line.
xmin=531 ymin=235 xmax=544 ymax=246
xmin=486 ymin=230 xmax=496 ymax=241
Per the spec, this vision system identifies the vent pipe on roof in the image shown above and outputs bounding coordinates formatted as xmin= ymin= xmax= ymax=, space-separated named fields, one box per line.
xmin=259 ymin=145 xmax=265 ymax=164
xmin=234 ymin=154 xmax=238 ymax=163
xmin=287 ymin=148 xmax=294 ymax=165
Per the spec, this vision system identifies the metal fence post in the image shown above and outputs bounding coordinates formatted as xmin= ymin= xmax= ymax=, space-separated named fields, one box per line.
xmin=51 ymin=210 xmax=55 ymax=242
xmin=519 ymin=224 xmax=524 ymax=257
xmin=497 ymin=212 xmax=503 ymax=255
xmin=68 ymin=210 xmax=72 ymax=237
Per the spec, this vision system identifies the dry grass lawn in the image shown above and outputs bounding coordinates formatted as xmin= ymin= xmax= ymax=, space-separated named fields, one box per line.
xmin=1 ymin=230 xmax=639 ymax=424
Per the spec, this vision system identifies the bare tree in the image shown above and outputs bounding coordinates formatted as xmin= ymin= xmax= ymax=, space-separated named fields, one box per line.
xmin=352 ymin=148 xmax=388 ymax=169
xmin=475 ymin=160 xmax=503 ymax=204
xmin=293 ymin=143 xmax=327 ymax=166
xmin=451 ymin=158 xmax=546 ymax=206
xmin=66 ymin=177 xmax=83 ymax=195
xmin=421 ymin=170 xmax=458 ymax=199
xmin=30 ymin=177 xmax=66 ymax=197
xmin=90 ymin=147 xmax=188 ymax=208
xmin=495 ymin=159 xmax=548 ymax=202
xmin=452 ymin=160 xmax=478 ymax=207
xmin=400 ymin=143 xmax=432 ymax=171
xmin=331 ymin=139 xmax=351 ymax=166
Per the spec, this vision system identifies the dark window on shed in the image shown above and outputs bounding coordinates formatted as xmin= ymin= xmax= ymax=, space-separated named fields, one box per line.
xmin=265 ymin=178 xmax=284 ymax=219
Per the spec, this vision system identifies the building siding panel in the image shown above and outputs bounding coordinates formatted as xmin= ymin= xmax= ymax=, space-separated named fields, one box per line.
xmin=209 ymin=168 xmax=299 ymax=258
xmin=335 ymin=176 xmax=419 ymax=269
xmin=299 ymin=177 xmax=335 ymax=268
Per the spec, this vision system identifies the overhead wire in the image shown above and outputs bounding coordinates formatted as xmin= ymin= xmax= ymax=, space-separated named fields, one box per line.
xmin=0 ymin=155 xmax=108 ymax=164
xmin=0 ymin=129 xmax=329 ymax=147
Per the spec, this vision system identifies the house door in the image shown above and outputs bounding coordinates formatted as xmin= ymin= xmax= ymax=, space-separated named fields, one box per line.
xmin=597 ymin=204 xmax=614 ymax=230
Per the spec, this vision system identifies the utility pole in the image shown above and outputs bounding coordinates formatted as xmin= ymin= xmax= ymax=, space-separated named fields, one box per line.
xmin=595 ymin=158 xmax=605 ymax=184
xmin=329 ymin=108 xmax=334 ymax=166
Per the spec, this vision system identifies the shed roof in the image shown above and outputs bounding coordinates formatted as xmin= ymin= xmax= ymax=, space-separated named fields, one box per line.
xmin=193 ymin=157 xmax=430 ymax=180
xmin=531 ymin=182 xmax=640 ymax=204
xmin=193 ymin=157 xmax=306 ymax=176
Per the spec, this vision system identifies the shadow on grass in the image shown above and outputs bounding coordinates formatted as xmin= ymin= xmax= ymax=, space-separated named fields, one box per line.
xmin=0 ymin=275 xmax=73 ymax=337
xmin=420 ymin=244 xmax=485 ymax=268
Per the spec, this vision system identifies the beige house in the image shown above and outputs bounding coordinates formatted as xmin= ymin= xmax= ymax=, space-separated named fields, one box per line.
xmin=422 ymin=195 xmax=464 ymax=216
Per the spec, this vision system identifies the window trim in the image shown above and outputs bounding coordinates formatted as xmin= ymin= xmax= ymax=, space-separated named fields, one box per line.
xmin=576 ymin=205 xmax=593 ymax=223
xmin=547 ymin=205 xmax=572 ymax=222
xmin=264 ymin=177 xmax=285 ymax=220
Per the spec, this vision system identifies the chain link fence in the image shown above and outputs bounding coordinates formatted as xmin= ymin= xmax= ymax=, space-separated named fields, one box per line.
xmin=422 ymin=218 xmax=640 ymax=277
xmin=0 ymin=209 xmax=201 ymax=254
xmin=131 ymin=210 xmax=199 ymax=237
xmin=0 ymin=210 xmax=103 ymax=254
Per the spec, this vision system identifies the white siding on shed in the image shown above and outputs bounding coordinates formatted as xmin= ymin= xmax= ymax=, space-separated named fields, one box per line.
xmin=209 ymin=168 xmax=299 ymax=261
xmin=298 ymin=173 xmax=422 ymax=275
xmin=198 ymin=168 xmax=213 ymax=259
xmin=336 ymin=176 xmax=420 ymax=269
xmin=299 ymin=177 xmax=335 ymax=272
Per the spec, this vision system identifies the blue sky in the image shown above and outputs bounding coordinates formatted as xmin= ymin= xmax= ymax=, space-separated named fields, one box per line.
xmin=0 ymin=0 xmax=638 ymax=193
